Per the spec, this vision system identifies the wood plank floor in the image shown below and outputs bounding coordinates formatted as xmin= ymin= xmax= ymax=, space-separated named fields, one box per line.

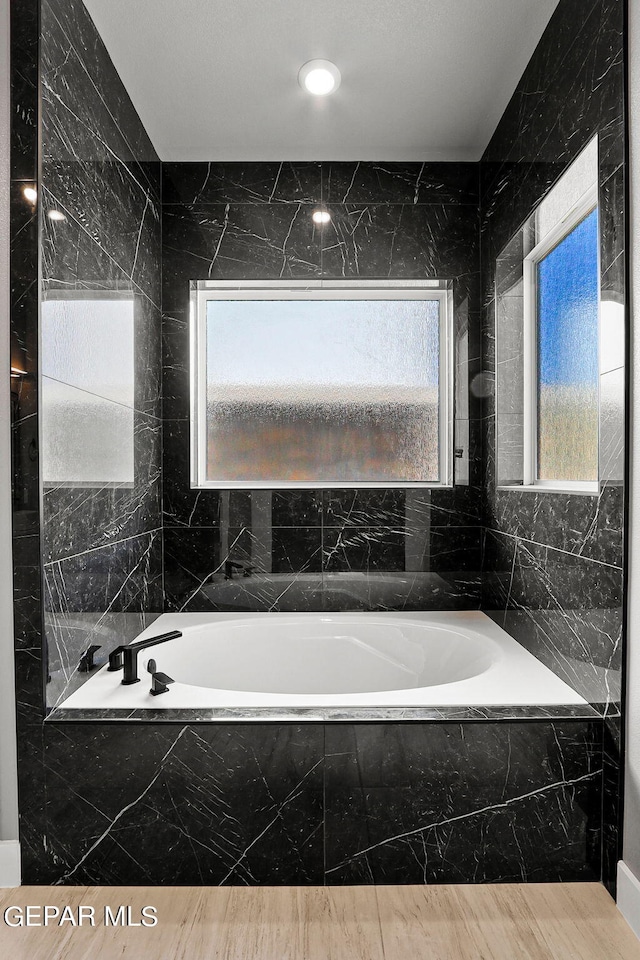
xmin=0 ymin=883 xmax=638 ymax=960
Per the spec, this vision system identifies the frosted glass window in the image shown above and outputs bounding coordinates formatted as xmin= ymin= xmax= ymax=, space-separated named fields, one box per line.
xmin=203 ymin=298 xmax=442 ymax=484
xmin=41 ymin=297 xmax=135 ymax=485
xmin=536 ymin=209 xmax=599 ymax=482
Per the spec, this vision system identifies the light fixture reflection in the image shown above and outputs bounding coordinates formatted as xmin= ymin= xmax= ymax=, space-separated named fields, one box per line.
xmin=298 ymin=60 xmax=341 ymax=96
xmin=312 ymin=209 xmax=331 ymax=225
xmin=23 ymin=186 xmax=37 ymax=203
xmin=48 ymin=209 xmax=66 ymax=222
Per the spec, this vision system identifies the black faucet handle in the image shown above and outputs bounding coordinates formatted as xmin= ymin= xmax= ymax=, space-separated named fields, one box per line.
xmin=148 ymin=659 xmax=174 ymax=696
xmin=78 ymin=644 xmax=101 ymax=673
xmin=108 ymin=646 xmax=124 ymax=671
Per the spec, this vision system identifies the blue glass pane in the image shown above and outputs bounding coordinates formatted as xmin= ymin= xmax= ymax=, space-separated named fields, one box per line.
xmin=537 ymin=208 xmax=599 ymax=481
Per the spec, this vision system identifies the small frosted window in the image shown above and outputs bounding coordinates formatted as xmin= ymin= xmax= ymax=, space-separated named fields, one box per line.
xmin=41 ymin=297 xmax=135 ymax=485
xmin=204 ymin=299 xmax=441 ymax=483
xmin=536 ymin=209 xmax=599 ymax=482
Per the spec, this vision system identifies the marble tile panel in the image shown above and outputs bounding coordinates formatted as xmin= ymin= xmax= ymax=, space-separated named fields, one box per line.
xmin=271 ymin=528 xmax=323 ymax=574
xmin=322 ymin=527 xmax=406 ymax=573
xmin=10 ymin=186 xmax=39 ymax=364
xmin=12 ymin=531 xmax=43 ymax=655
xmin=163 ymin=528 xmax=223 ymax=612
xmin=42 ymin=413 xmax=162 ymax=563
xmin=496 ymin=415 xmax=524 ymax=488
xmin=428 ymin=527 xmax=483 ymax=573
xmin=320 ymin=203 xmax=479 ymax=280
xmin=600 ymin=164 xmax=625 ymax=299
xmin=161 ymin=313 xmax=190 ymax=421
xmin=162 ymin=420 xmax=222 ymax=528
xmin=428 ymin=485 xmax=484 ymax=526
xmin=491 ymin=485 xmax=624 ymax=566
xmin=14 ymin=703 xmax=50 ymax=882
xmin=323 ymin=489 xmax=408 ymax=528
xmin=321 ymin=162 xmax=479 ymax=205
xmin=40 ymin=723 xmax=324 ymax=885
xmin=41 ymin=185 xmax=161 ymax=310
xmin=162 ymin=162 xmax=322 ymax=205
xmin=162 ymin=203 xmax=323 ymax=301
xmin=480 ymin=0 xmax=603 ymax=172
xmin=10 ymin=0 xmax=39 ymax=180
xmin=324 ymin=721 xmax=602 ymax=884
xmin=602 ymin=714 xmax=623 ymax=895
xmin=271 ymin=490 xmax=323 ymax=527
xmin=132 ymin=297 xmax=162 ymax=417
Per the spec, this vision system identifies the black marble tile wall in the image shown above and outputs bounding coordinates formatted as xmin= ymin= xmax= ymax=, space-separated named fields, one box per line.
xmin=479 ymin=0 xmax=626 ymax=892
xmin=10 ymin=0 xmax=47 ymax=887
xmin=27 ymin=719 xmax=600 ymax=886
xmin=162 ymin=162 xmax=483 ymax=615
xmin=7 ymin=0 xmax=625 ymax=890
xmin=324 ymin=720 xmax=602 ymax=884
xmin=39 ymin=0 xmax=163 ymax=709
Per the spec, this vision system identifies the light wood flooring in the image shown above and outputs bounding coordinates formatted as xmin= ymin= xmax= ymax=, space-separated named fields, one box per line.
xmin=0 ymin=882 xmax=638 ymax=960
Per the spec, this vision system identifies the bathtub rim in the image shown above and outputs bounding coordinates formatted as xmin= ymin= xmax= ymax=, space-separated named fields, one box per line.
xmin=46 ymin=610 xmax=612 ymax=722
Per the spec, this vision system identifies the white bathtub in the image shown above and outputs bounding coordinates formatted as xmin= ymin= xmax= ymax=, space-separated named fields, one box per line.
xmin=60 ymin=610 xmax=587 ymax=710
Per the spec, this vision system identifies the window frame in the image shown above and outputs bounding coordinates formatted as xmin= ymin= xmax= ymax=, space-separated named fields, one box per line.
xmin=190 ymin=279 xmax=454 ymax=489
xmin=521 ymin=184 xmax=600 ymax=493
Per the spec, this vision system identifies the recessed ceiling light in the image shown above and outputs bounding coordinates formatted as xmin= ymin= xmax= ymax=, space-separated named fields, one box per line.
xmin=48 ymin=210 xmax=66 ymax=222
xmin=312 ymin=209 xmax=331 ymax=225
xmin=298 ymin=60 xmax=341 ymax=96
xmin=23 ymin=186 xmax=37 ymax=203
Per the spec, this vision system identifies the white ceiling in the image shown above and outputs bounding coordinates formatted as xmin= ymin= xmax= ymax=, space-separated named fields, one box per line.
xmin=82 ymin=0 xmax=560 ymax=162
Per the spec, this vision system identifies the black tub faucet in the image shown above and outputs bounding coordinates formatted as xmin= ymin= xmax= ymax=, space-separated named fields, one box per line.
xmin=108 ymin=630 xmax=182 ymax=685
xmin=78 ymin=644 xmax=101 ymax=673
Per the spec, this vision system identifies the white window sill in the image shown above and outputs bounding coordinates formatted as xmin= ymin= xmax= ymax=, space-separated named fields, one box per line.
xmin=192 ymin=481 xmax=455 ymax=490
xmin=497 ymin=483 xmax=599 ymax=496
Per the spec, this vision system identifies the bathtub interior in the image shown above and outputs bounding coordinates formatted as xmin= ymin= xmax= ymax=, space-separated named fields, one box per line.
xmin=57 ymin=610 xmax=588 ymax=713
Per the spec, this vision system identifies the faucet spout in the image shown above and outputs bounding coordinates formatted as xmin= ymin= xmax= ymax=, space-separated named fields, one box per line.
xmin=109 ymin=630 xmax=182 ymax=685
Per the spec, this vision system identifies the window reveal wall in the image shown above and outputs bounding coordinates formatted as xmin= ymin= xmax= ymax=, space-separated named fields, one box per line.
xmin=480 ymin=0 xmax=626 ymax=896
xmin=495 ymin=137 xmax=603 ymax=492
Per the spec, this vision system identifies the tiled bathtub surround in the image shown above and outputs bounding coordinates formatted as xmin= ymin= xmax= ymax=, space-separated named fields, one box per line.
xmin=479 ymin=0 xmax=626 ymax=889
xmin=28 ymin=719 xmax=603 ymax=886
xmin=161 ymin=163 xmax=483 ymax=616
xmin=6 ymin=0 xmax=627 ymax=889
xmin=40 ymin=0 xmax=163 ymax=709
